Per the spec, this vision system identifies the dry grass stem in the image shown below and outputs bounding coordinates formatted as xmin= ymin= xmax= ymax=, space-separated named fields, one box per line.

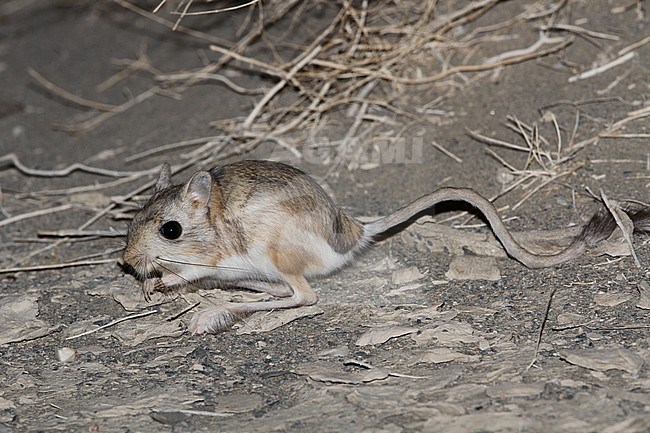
xmin=483 ymin=33 xmax=567 ymax=64
xmin=0 ymin=204 xmax=74 ymax=229
xmin=37 ymin=229 xmax=126 ymax=238
xmin=155 ymin=72 xmax=266 ymax=94
xmin=242 ymin=44 xmax=323 ymax=129
xmin=125 ymin=136 xmax=223 ymax=162
xmin=113 ymin=0 xmax=231 ymax=45
xmin=539 ymin=24 xmax=620 ymax=41
xmin=57 ymin=86 xmax=161 ymax=134
xmin=600 ymin=133 xmax=650 ymax=139
xmin=618 ymin=35 xmax=650 ymax=55
xmin=155 ymin=409 xmax=232 ymax=418
xmin=65 ymin=309 xmax=158 ymax=340
xmin=526 ymin=286 xmax=557 ymax=372
xmin=166 ymin=301 xmax=201 ymax=322
xmin=96 ymin=49 xmax=159 ymax=93
xmin=468 ymin=112 xmax=585 ymax=210
xmin=0 ymin=153 xmax=159 ymax=178
xmin=0 ymin=258 xmax=116 ymax=275
xmin=568 ymin=51 xmax=636 ymax=83
xmin=169 ymin=0 xmax=260 ymax=17
xmin=27 ymin=68 xmax=117 ymax=112
xmin=16 ymin=175 xmax=145 ymax=198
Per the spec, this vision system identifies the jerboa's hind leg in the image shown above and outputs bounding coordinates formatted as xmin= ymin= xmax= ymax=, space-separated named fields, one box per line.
xmin=188 ymin=275 xmax=317 ymax=334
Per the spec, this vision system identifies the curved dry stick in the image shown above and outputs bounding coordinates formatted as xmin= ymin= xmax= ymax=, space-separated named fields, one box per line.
xmin=0 ymin=258 xmax=115 ymax=275
xmin=0 ymin=204 xmax=73 ymax=228
xmin=0 ymin=153 xmax=160 ymax=178
xmin=241 ymin=45 xmax=323 ymax=130
xmin=27 ymin=68 xmax=117 ymax=112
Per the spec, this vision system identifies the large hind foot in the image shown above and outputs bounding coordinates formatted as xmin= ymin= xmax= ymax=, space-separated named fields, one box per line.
xmin=188 ymin=305 xmax=238 ymax=334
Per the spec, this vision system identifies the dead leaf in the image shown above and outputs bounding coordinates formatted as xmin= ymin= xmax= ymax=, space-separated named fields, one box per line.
xmin=386 ymin=282 xmax=423 ymax=297
xmin=405 ymin=305 xmax=456 ymax=322
xmin=560 ymin=346 xmax=644 ymax=374
xmin=182 ymin=291 xmax=228 ymax=306
xmin=445 ymin=256 xmax=501 ymax=281
xmin=594 ymin=291 xmax=632 ymax=307
xmin=408 ymin=218 xmax=585 ymax=258
xmin=210 ymin=393 xmax=265 ymax=414
xmin=486 ymin=382 xmax=545 ymax=398
xmin=0 ymin=294 xmax=57 ymax=345
xmin=112 ymin=320 xmax=185 ymax=346
xmin=236 ymin=306 xmax=324 ymax=334
xmin=368 ymin=257 xmax=398 ymax=272
xmin=106 ymin=277 xmax=164 ymax=311
xmin=421 ymin=412 xmax=540 ymax=432
xmin=556 ymin=313 xmax=586 ymax=326
xmin=0 ymin=397 xmax=15 ymax=411
xmin=601 ymin=416 xmax=650 ymax=433
xmin=356 ymin=326 xmax=418 ymax=346
xmin=318 ymin=346 xmax=349 ymax=358
xmin=346 ymin=385 xmax=418 ymax=410
xmin=419 ymin=348 xmax=480 ymax=364
xmin=406 ymin=214 xmax=639 ymax=267
xmin=444 ymin=383 xmax=489 ymax=403
xmin=372 ymin=304 xmax=455 ymax=323
xmin=355 ymin=276 xmax=389 ymax=289
xmin=412 ymin=322 xmax=479 ymax=345
xmin=93 ymin=387 xmax=202 ymax=418
xmin=458 ymin=306 xmax=497 ymax=316
xmin=295 ymin=362 xmax=389 ymax=384
xmin=392 ymin=266 xmax=424 ymax=285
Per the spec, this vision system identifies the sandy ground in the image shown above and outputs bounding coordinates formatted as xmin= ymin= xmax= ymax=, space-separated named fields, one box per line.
xmin=0 ymin=1 xmax=649 ymax=432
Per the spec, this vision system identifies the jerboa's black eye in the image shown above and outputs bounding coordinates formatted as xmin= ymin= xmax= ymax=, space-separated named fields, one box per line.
xmin=160 ymin=221 xmax=182 ymax=240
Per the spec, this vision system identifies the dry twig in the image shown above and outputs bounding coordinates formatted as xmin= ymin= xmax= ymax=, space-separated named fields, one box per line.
xmin=0 ymin=258 xmax=115 ymax=275
xmin=27 ymin=68 xmax=117 ymax=112
xmin=526 ymin=286 xmax=557 ymax=372
xmin=65 ymin=309 xmax=158 ymax=340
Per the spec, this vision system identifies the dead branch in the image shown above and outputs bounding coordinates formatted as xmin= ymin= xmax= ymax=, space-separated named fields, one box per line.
xmin=0 ymin=258 xmax=116 ymax=275
xmin=0 ymin=204 xmax=74 ymax=228
xmin=27 ymin=68 xmax=117 ymax=112
xmin=0 ymin=153 xmax=160 ymax=178
xmin=65 ymin=309 xmax=158 ymax=340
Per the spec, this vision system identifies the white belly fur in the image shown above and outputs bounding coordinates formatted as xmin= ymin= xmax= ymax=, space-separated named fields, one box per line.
xmin=218 ymin=231 xmax=353 ymax=281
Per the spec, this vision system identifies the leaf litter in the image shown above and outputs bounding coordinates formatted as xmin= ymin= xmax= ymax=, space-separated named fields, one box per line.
xmin=355 ymin=326 xmax=418 ymax=347
xmin=0 ymin=294 xmax=60 ymax=345
xmin=560 ymin=346 xmax=644 ymax=374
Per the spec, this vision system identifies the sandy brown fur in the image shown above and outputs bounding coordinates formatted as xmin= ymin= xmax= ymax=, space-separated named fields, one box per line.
xmin=209 ymin=161 xmax=363 ymax=256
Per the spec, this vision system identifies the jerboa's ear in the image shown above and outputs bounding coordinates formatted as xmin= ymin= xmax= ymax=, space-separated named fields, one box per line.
xmin=154 ymin=162 xmax=172 ymax=193
xmin=183 ymin=171 xmax=212 ymax=206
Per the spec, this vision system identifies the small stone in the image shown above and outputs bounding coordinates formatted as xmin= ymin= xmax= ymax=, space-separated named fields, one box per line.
xmin=56 ymin=347 xmax=76 ymax=363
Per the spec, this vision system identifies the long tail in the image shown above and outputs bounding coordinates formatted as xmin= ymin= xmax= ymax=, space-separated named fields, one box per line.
xmin=362 ymin=187 xmax=650 ymax=268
